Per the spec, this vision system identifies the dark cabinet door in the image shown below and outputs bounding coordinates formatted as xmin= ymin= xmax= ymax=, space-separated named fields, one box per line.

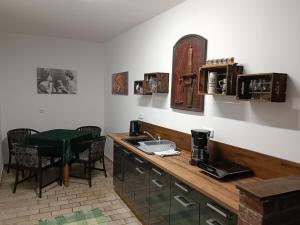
xmin=149 ymin=166 xmax=171 ymax=225
xmin=122 ymin=149 xmax=135 ymax=207
xmin=113 ymin=142 xmax=135 ymax=206
xmin=170 ymin=178 xmax=200 ymax=225
xmin=132 ymin=156 xmax=150 ymax=225
xmin=113 ymin=142 xmax=123 ymax=194
xmin=200 ymin=195 xmax=237 ymax=225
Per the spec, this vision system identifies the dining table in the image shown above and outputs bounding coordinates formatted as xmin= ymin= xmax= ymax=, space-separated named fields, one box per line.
xmin=25 ymin=129 xmax=93 ymax=186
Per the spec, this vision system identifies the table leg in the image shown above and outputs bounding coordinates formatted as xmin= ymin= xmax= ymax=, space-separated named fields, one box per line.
xmin=64 ymin=164 xmax=69 ymax=187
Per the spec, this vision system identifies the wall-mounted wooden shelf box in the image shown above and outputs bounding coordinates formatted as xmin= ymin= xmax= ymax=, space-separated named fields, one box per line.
xmin=236 ymin=73 xmax=287 ymax=102
xmin=134 ymin=80 xmax=150 ymax=95
xmin=143 ymin=72 xmax=169 ymax=94
xmin=198 ymin=64 xmax=243 ymax=95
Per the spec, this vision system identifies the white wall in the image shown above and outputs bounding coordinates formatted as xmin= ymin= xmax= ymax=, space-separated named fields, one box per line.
xmin=104 ymin=0 xmax=300 ymax=162
xmin=0 ymin=33 xmax=105 ymax=162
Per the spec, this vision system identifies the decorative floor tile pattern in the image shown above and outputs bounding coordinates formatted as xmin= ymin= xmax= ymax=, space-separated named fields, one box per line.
xmin=39 ymin=208 xmax=106 ymax=225
xmin=0 ymin=159 xmax=142 ymax=225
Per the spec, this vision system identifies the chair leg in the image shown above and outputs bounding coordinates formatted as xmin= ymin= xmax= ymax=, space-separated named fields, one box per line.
xmin=38 ymin=169 xmax=42 ymax=198
xmin=88 ymin=162 xmax=92 ymax=187
xmin=102 ymin=157 xmax=107 ymax=178
xmin=7 ymin=153 xmax=12 ymax=173
xmin=12 ymin=168 xmax=19 ymax=193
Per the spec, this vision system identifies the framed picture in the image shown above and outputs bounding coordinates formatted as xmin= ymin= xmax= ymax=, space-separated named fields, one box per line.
xmin=112 ymin=71 xmax=128 ymax=95
xmin=37 ymin=68 xmax=77 ymax=94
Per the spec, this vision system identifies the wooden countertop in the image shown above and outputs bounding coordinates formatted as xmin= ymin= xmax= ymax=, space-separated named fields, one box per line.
xmin=108 ymin=132 xmax=261 ymax=214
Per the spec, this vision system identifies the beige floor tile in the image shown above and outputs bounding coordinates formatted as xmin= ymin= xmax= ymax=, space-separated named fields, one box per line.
xmin=0 ymin=159 xmax=141 ymax=225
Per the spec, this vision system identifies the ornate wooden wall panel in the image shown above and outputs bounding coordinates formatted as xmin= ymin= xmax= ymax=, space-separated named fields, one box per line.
xmin=171 ymin=34 xmax=207 ymax=111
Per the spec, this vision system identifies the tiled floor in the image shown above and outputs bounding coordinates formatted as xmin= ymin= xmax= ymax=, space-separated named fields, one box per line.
xmin=0 ymin=158 xmax=141 ymax=225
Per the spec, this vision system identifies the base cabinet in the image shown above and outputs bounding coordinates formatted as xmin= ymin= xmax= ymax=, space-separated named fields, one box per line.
xmin=113 ymin=142 xmax=237 ymax=225
xmin=200 ymin=195 xmax=237 ymax=225
xmin=149 ymin=166 xmax=171 ymax=225
xmin=132 ymin=156 xmax=150 ymax=225
xmin=170 ymin=178 xmax=200 ymax=225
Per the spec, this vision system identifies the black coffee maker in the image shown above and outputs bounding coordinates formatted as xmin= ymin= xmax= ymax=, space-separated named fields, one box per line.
xmin=129 ymin=120 xmax=140 ymax=136
xmin=190 ymin=129 xmax=211 ymax=165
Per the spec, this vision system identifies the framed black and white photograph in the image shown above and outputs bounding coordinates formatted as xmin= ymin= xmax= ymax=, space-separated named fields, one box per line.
xmin=37 ymin=68 xmax=77 ymax=94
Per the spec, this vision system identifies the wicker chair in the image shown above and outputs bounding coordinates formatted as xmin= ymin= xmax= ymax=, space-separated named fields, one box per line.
xmin=70 ymin=136 xmax=107 ymax=187
xmin=7 ymin=128 xmax=39 ymax=173
xmin=12 ymin=143 xmax=62 ymax=198
xmin=76 ymin=126 xmax=102 ymax=138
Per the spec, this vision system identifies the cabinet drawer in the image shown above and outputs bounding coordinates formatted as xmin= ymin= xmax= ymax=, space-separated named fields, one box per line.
xmin=200 ymin=195 xmax=237 ymax=225
xmin=149 ymin=166 xmax=171 ymax=225
xmin=170 ymin=178 xmax=200 ymax=225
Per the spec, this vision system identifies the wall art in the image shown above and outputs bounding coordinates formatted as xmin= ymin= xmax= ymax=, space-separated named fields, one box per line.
xmin=171 ymin=34 xmax=207 ymax=111
xmin=112 ymin=71 xmax=128 ymax=95
xmin=37 ymin=68 xmax=77 ymax=94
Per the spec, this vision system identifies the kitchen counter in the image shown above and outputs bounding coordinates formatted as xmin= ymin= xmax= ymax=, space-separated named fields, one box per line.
xmin=108 ymin=132 xmax=261 ymax=214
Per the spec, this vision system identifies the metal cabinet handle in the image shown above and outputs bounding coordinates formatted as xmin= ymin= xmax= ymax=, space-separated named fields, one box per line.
xmin=206 ymin=203 xmax=228 ymax=218
xmin=206 ymin=218 xmax=223 ymax=225
xmin=174 ymin=195 xmax=193 ymax=208
xmin=135 ymin=157 xmax=144 ymax=164
xmin=152 ymin=179 xmax=164 ymax=189
xmin=152 ymin=168 xmax=162 ymax=176
xmin=123 ymin=149 xmax=131 ymax=155
xmin=135 ymin=167 xmax=144 ymax=175
xmin=174 ymin=182 xmax=189 ymax=193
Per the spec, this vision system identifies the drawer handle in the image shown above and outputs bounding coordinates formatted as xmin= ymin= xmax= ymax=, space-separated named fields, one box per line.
xmin=174 ymin=195 xmax=193 ymax=208
xmin=152 ymin=168 xmax=162 ymax=176
xmin=135 ymin=167 xmax=144 ymax=175
xmin=206 ymin=218 xmax=223 ymax=225
xmin=174 ymin=182 xmax=189 ymax=193
xmin=152 ymin=179 xmax=164 ymax=189
xmin=123 ymin=149 xmax=131 ymax=155
xmin=206 ymin=203 xmax=228 ymax=218
xmin=135 ymin=157 xmax=144 ymax=164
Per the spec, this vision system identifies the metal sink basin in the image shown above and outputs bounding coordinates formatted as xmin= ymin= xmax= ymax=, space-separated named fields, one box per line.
xmin=123 ymin=136 xmax=176 ymax=154
xmin=122 ymin=136 xmax=151 ymax=147
xmin=138 ymin=140 xmax=176 ymax=153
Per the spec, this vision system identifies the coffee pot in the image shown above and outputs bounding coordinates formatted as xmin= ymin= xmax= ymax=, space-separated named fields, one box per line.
xmin=191 ymin=129 xmax=211 ymax=165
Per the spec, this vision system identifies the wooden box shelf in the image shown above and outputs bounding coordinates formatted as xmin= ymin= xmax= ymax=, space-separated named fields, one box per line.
xmin=134 ymin=80 xmax=150 ymax=95
xmin=198 ymin=63 xmax=243 ymax=96
xmin=143 ymin=72 xmax=169 ymax=94
xmin=236 ymin=73 xmax=287 ymax=102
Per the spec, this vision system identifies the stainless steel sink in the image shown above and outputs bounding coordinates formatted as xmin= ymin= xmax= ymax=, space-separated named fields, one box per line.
xmin=123 ymin=136 xmax=177 ymax=154
xmin=122 ymin=136 xmax=151 ymax=147
xmin=138 ymin=140 xmax=176 ymax=153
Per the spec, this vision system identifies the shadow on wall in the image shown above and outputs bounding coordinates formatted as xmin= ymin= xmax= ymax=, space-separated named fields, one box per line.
xmin=212 ymin=95 xmax=300 ymax=131
xmin=137 ymin=93 xmax=169 ymax=109
xmin=1 ymin=137 xmax=9 ymax=164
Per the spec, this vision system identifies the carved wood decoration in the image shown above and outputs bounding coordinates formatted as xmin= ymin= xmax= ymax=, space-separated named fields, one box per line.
xmin=171 ymin=34 xmax=207 ymax=111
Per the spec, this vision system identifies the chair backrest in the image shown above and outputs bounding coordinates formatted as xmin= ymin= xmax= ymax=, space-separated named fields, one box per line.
xmin=76 ymin=126 xmax=102 ymax=138
xmin=90 ymin=136 xmax=106 ymax=161
xmin=7 ymin=128 xmax=39 ymax=152
xmin=14 ymin=144 xmax=39 ymax=169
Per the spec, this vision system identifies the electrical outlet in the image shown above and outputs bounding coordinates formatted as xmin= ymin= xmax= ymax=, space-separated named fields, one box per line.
xmin=137 ymin=113 xmax=144 ymax=120
xmin=203 ymin=127 xmax=214 ymax=138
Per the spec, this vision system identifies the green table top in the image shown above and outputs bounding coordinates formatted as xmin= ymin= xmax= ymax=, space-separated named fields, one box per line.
xmin=26 ymin=129 xmax=92 ymax=163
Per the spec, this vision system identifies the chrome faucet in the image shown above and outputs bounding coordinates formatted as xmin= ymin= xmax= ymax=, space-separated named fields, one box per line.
xmin=143 ymin=131 xmax=161 ymax=141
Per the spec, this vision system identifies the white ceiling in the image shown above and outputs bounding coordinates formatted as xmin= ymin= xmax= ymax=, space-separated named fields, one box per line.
xmin=0 ymin=0 xmax=186 ymax=43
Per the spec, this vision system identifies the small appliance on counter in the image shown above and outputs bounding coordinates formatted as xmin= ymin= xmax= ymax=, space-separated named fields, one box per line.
xmin=129 ymin=120 xmax=140 ymax=136
xmin=198 ymin=160 xmax=252 ymax=179
xmin=190 ymin=129 xmax=211 ymax=165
